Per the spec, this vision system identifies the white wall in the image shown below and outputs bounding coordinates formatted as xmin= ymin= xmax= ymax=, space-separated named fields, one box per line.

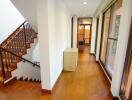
xmin=90 ymin=17 xmax=97 ymax=54
xmin=37 ymin=0 xmax=71 ymax=90
xmin=12 ymin=61 xmax=41 ymax=81
xmin=23 ymin=39 xmax=40 ymax=62
xmin=10 ymin=0 xmax=38 ymax=32
xmin=37 ymin=0 xmax=51 ymax=90
xmin=50 ymin=0 xmax=71 ymax=88
xmin=111 ymin=0 xmax=132 ymax=96
xmin=96 ymin=13 xmax=103 ymax=61
xmin=0 ymin=0 xmax=25 ymax=44
xmin=73 ymin=16 xmax=78 ymax=48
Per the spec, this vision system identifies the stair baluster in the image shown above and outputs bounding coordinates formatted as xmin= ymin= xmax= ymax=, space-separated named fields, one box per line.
xmin=0 ymin=21 xmax=39 ymax=82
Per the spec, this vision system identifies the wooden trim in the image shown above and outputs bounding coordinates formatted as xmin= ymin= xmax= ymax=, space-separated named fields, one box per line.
xmin=52 ymin=70 xmax=63 ymax=91
xmin=71 ymin=17 xmax=74 ymax=48
xmin=80 ymin=24 xmax=92 ymax=25
xmin=77 ymin=17 xmax=93 ymax=48
xmin=78 ymin=17 xmax=93 ymax=19
xmin=4 ymin=77 xmax=17 ymax=86
xmin=41 ymin=89 xmax=52 ymax=94
xmin=113 ymin=97 xmax=120 ymax=100
xmin=41 ymin=70 xmax=63 ymax=94
xmin=77 ymin=18 xmax=79 ymax=48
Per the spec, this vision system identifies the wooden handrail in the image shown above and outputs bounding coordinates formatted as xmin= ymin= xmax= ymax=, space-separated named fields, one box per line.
xmin=0 ymin=21 xmax=26 ymax=47
xmin=0 ymin=46 xmax=40 ymax=67
xmin=0 ymin=21 xmax=39 ymax=79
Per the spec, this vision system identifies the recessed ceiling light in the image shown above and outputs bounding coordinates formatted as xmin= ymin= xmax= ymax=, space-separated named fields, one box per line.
xmin=83 ymin=2 xmax=87 ymax=5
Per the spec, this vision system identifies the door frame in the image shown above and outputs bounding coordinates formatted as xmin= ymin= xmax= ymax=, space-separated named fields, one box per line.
xmin=77 ymin=17 xmax=93 ymax=48
xmin=95 ymin=17 xmax=99 ymax=54
xmin=99 ymin=7 xmax=112 ymax=80
xmin=120 ymin=18 xmax=132 ymax=100
xmin=71 ymin=17 xmax=74 ymax=48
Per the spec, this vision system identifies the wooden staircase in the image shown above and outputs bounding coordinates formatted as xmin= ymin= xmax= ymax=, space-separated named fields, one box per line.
xmin=0 ymin=21 xmax=40 ymax=85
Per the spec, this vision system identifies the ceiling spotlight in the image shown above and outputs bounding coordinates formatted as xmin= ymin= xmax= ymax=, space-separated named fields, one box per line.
xmin=83 ymin=2 xmax=87 ymax=5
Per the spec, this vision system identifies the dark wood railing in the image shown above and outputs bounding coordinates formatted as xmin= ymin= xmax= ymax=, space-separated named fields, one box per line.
xmin=0 ymin=21 xmax=40 ymax=79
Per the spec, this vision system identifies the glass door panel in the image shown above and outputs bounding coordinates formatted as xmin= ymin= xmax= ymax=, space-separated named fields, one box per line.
xmin=100 ymin=9 xmax=111 ymax=64
xmin=78 ymin=25 xmax=85 ymax=50
xmin=106 ymin=40 xmax=117 ymax=76
xmin=78 ymin=25 xmax=85 ymax=44
xmin=85 ymin=25 xmax=91 ymax=45
xmin=106 ymin=0 xmax=122 ymax=76
xmin=109 ymin=0 xmax=122 ymax=38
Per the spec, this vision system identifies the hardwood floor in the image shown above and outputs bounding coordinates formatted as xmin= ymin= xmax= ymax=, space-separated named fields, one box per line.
xmin=0 ymin=46 xmax=113 ymax=100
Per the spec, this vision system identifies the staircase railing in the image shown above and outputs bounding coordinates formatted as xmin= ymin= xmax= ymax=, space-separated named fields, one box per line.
xmin=0 ymin=21 xmax=40 ymax=79
xmin=1 ymin=21 xmax=37 ymax=49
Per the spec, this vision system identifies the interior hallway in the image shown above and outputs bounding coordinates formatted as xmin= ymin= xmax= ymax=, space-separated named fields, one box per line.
xmin=0 ymin=46 xmax=113 ymax=100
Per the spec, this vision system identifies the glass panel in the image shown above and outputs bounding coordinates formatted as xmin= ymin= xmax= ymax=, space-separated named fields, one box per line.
xmin=106 ymin=39 xmax=118 ymax=76
xmin=85 ymin=25 xmax=90 ymax=44
xmin=105 ymin=0 xmax=122 ymax=76
xmin=78 ymin=25 xmax=85 ymax=45
xmin=100 ymin=9 xmax=111 ymax=64
xmin=109 ymin=0 xmax=122 ymax=38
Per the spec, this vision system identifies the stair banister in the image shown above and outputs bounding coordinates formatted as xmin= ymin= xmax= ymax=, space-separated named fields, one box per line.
xmin=0 ymin=21 xmax=40 ymax=81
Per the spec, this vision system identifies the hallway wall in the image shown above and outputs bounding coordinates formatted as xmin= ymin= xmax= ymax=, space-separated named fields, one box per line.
xmin=37 ymin=0 xmax=71 ymax=90
xmin=49 ymin=0 xmax=72 ymax=88
xmin=90 ymin=17 xmax=97 ymax=53
xmin=73 ymin=16 xmax=78 ymax=48
xmin=10 ymin=0 xmax=38 ymax=32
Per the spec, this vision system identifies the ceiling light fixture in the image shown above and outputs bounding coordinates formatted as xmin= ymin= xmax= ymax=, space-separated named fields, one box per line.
xmin=83 ymin=2 xmax=87 ymax=5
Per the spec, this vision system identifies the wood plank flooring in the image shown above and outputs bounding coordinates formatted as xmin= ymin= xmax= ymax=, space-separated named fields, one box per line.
xmin=0 ymin=46 xmax=113 ymax=100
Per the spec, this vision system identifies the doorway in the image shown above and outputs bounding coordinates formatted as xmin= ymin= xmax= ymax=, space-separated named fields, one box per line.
xmin=77 ymin=18 xmax=92 ymax=51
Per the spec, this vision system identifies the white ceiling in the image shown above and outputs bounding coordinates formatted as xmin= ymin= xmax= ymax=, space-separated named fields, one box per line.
xmin=63 ymin=0 xmax=104 ymax=17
